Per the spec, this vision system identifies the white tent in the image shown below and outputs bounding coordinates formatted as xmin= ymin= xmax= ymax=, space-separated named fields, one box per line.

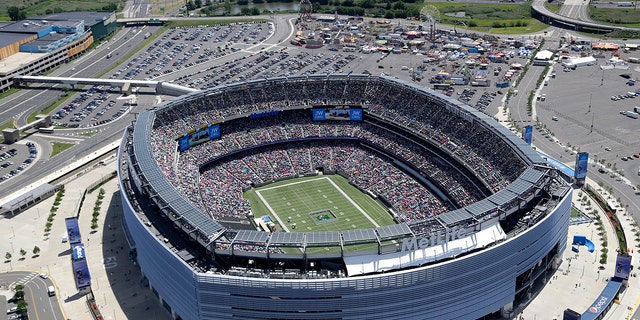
xmin=562 ymin=56 xmax=596 ymax=68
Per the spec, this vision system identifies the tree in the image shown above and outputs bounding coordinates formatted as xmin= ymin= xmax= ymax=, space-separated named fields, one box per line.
xmin=5 ymin=252 xmax=11 ymax=260
xmin=102 ymin=3 xmax=118 ymax=10
xmin=14 ymin=284 xmax=25 ymax=300
xmin=195 ymin=0 xmax=202 ymax=8
xmin=358 ymin=0 xmax=374 ymax=8
xmin=19 ymin=249 xmax=26 ymax=259
xmin=32 ymin=246 xmax=40 ymax=256
xmin=7 ymin=6 xmax=26 ymax=21
xmin=186 ymin=0 xmax=196 ymax=11
xmin=391 ymin=1 xmax=405 ymax=10
xmin=224 ymin=0 xmax=231 ymax=13
xmin=17 ymin=300 xmax=28 ymax=315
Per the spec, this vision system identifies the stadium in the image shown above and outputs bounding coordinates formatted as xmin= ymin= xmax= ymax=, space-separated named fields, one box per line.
xmin=117 ymin=74 xmax=571 ymax=320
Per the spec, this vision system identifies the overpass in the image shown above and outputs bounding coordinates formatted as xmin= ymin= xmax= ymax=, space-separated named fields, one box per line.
xmin=118 ymin=17 xmax=167 ymax=27
xmin=13 ymin=75 xmax=199 ymax=96
xmin=531 ymin=0 xmax=625 ymax=33
xmin=116 ymin=15 xmax=272 ymax=27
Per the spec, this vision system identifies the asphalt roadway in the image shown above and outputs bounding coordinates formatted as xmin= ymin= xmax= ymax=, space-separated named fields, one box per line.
xmin=0 ymin=25 xmax=162 ymax=200
xmin=0 ymin=271 xmax=63 ymax=320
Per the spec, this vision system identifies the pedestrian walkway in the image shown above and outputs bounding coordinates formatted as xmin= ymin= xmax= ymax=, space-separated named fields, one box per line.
xmin=0 ymin=159 xmax=170 ymax=320
xmin=520 ymin=182 xmax=640 ymax=320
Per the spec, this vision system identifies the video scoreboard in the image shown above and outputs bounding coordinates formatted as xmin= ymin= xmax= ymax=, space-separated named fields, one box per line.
xmin=312 ymin=106 xmax=363 ymax=121
xmin=178 ymin=123 xmax=221 ymax=152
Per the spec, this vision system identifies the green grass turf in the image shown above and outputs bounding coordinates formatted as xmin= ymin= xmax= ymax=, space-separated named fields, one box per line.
xmin=571 ymin=206 xmax=583 ymax=218
xmin=244 ymin=175 xmax=396 ymax=254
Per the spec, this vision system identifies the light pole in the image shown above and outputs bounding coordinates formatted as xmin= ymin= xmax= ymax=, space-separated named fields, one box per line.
xmin=458 ymin=20 xmax=467 ymax=36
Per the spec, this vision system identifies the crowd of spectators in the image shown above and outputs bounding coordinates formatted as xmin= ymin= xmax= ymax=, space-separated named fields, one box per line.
xmin=149 ymin=76 xmax=527 ymax=229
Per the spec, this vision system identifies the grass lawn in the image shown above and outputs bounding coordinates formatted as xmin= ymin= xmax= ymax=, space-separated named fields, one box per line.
xmin=0 ymin=0 xmax=124 ymax=21
xmin=589 ymin=6 xmax=640 ymax=27
xmin=245 ymin=175 xmax=396 ymax=254
xmin=149 ymin=0 xmax=184 ymax=15
xmin=426 ymin=2 xmax=549 ymax=34
xmin=0 ymin=120 xmax=15 ymax=144
xmin=51 ymin=142 xmax=74 ymax=157
xmin=544 ymin=2 xmax=562 ymax=14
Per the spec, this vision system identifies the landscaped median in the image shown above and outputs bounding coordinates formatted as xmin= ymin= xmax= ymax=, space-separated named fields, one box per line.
xmin=584 ymin=184 xmax=628 ymax=258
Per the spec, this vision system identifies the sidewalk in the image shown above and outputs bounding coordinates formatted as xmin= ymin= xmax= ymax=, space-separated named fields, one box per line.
xmin=0 ymin=141 xmax=120 ymax=209
xmin=521 ymin=183 xmax=640 ymax=320
xmin=583 ymin=179 xmax=640 ymax=320
xmin=0 ymin=160 xmax=169 ymax=320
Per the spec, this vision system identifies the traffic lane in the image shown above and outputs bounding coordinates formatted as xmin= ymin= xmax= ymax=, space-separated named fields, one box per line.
xmin=1 ymin=27 xmax=150 ymax=127
xmin=65 ymin=26 xmax=160 ymax=78
xmin=25 ymin=276 xmax=64 ymax=320
xmin=0 ymin=88 xmax=61 ymax=126
xmin=0 ymin=109 xmax=131 ymax=194
xmin=2 ymin=91 xmax=151 ymax=195
xmin=0 ymin=272 xmax=63 ymax=320
xmin=591 ymin=167 xmax=640 ymax=222
xmin=508 ymin=65 xmax=543 ymax=124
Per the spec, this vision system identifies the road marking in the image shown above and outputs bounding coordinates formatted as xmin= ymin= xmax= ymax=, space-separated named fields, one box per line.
xmin=104 ymin=256 xmax=118 ymax=269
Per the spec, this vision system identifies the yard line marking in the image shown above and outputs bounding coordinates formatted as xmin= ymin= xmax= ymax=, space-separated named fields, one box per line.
xmin=324 ymin=177 xmax=380 ymax=227
xmin=256 ymin=176 xmax=380 ymax=229
xmin=255 ymin=189 xmax=290 ymax=232
xmin=258 ymin=177 xmax=327 ymax=192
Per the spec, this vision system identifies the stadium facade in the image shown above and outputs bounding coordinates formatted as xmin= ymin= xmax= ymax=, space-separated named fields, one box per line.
xmin=118 ymin=75 xmax=571 ymax=320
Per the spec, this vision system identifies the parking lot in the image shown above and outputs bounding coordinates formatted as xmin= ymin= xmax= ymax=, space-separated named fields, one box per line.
xmin=0 ymin=142 xmax=38 ymax=184
xmin=50 ymin=86 xmax=133 ymax=128
xmin=0 ymin=17 xmax=550 ymax=187
xmin=532 ymin=45 xmax=640 ymax=187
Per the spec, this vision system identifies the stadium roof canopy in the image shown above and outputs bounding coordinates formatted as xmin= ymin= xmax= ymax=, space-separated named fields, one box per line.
xmin=305 ymin=232 xmax=342 ymax=245
xmin=134 ymin=110 xmax=224 ymax=241
xmin=271 ymin=232 xmax=305 ymax=246
xmin=234 ymin=230 xmax=269 ymax=244
xmin=519 ymin=167 xmax=545 ymax=184
xmin=437 ymin=208 xmax=473 ymax=226
xmin=464 ymin=199 xmax=497 ymax=217
xmin=505 ymin=179 xmax=533 ymax=195
xmin=342 ymin=228 xmax=377 ymax=243
xmin=376 ymin=224 xmax=412 ymax=239
xmin=486 ymin=189 xmax=516 ymax=207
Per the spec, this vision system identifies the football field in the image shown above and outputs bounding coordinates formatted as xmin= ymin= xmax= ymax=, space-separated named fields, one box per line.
xmin=244 ymin=175 xmax=396 ymax=252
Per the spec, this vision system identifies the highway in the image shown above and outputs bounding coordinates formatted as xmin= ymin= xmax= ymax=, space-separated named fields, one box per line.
xmin=0 ymin=25 xmax=160 ymax=201
xmin=531 ymin=0 xmax=625 ymax=32
xmin=557 ymin=0 xmax=591 ymax=21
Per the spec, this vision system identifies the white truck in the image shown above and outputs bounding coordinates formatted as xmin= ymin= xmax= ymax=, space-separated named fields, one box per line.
xmin=627 ymin=111 xmax=639 ymax=119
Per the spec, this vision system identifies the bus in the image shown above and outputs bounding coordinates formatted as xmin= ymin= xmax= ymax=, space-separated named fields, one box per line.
xmin=39 ymin=127 xmax=54 ymax=134
xmin=432 ymin=83 xmax=452 ymax=90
